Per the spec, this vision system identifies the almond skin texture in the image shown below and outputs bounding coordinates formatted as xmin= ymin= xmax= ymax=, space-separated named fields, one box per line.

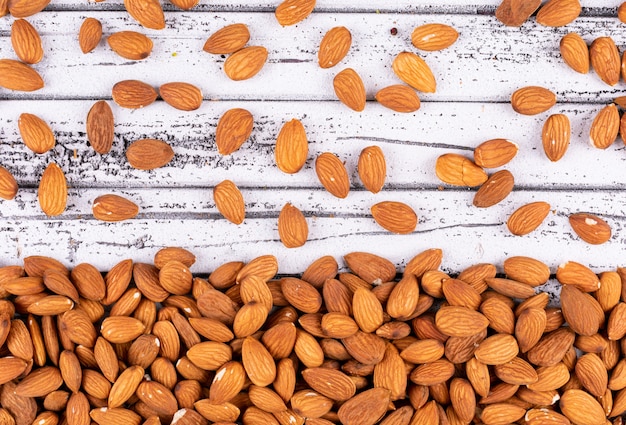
xmin=170 ymin=0 xmax=200 ymax=9
xmin=560 ymin=389 xmax=606 ymax=425
xmin=511 ymin=86 xmax=556 ymax=115
xmin=275 ymin=118 xmax=308 ymax=174
xmin=411 ymin=23 xmax=459 ymax=51
xmin=375 ymin=85 xmax=420 ymax=113
xmin=224 ymin=46 xmax=268 ymax=81
xmin=358 ymin=145 xmax=386 ymax=193
xmin=79 ymin=17 xmax=102 ymax=54
xmin=318 ymin=26 xmax=351 ymax=69
xmin=0 ymin=166 xmax=18 ymax=200
xmin=8 ymin=0 xmax=50 ymax=18
xmin=315 ymin=152 xmax=350 ymax=198
xmin=213 ymin=179 xmax=245 ymax=225
xmin=560 ymin=32 xmax=589 ymax=74
xmin=38 ymin=163 xmax=67 ymax=217
xmin=333 ymin=68 xmax=366 ymax=112
xmin=86 ymin=100 xmax=114 ymax=154
xmin=589 ymin=103 xmax=619 ymax=149
xmin=275 ymin=0 xmax=316 ymax=26
xmin=18 ymin=113 xmax=55 ymax=154
xmin=473 ymin=138 xmax=518 ymax=168
xmin=278 ymin=203 xmax=308 ymax=248
xmin=590 ymin=37 xmax=620 ymax=86
xmin=123 ymin=0 xmax=165 ymax=30
xmin=126 ymin=139 xmax=174 ymax=170
xmin=215 ymin=108 xmax=254 ymax=155
xmin=112 ymin=80 xmax=157 ymax=109
xmin=92 ymin=194 xmax=139 ymax=222
xmin=371 ymin=201 xmax=417 ymax=234
xmin=495 ymin=0 xmax=541 ymax=26
xmin=392 ymin=51 xmax=436 ymax=93
xmin=11 ymin=19 xmax=43 ymax=64
xmin=0 ymin=59 xmax=44 ymax=91
xmin=204 ymin=23 xmax=250 ymax=54
xmin=337 ymin=387 xmax=390 ymax=425
xmin=473 ymin=170 xmax=514 ymax=208
xmin=542 ymin=113 xmax=570 ymax=161
xmin=107 ymin=31 xmax=153 ymax=60
xmin=536 ymin=0 xmax=581 ymax=27
xmin=159 ymin=82 xmax=202 ymax=111
xmin=435 ymin=153 xmax=487 ymax=187
xmin=569 ymin=212 xmax=612 ymax=245
xmin=507 ymin=201 xmax=551 ymax=236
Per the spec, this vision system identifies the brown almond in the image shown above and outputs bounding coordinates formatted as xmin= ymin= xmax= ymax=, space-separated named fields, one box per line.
xmin=71 ymin=263 xmax=106 ymax=301
xmin=275 ymin=0 xmax=316 ymax=26
xmin=560 ymin=389 xmax=606 ymax=425
xmin=527 ymin=327 xmax=575 ymax=367
xmin=343 ymin=252 xmax=396 ymax=284
xmin=281 ymin=277 xmax=321 ymax=313
xmin=318 ymin=26 xmax=351 ymax=69
xmin=215 ymin=108 xmax=254 ymax=155
xmin=38 ymin=163 xmax=67 ymax=217
xmin=556 ymin=261 xmax=600 ymax=292
xmin=18 ymin=113 xmax=55 ymax=154
xmin=435 ymin=306 xmax=489 ymax=337
xmin=392 ymin=51 xmax=436 ymax=93
xmin=375 ymin=85 xmax=420 ymax=113
xmin=112 ymin=80 xmax=157 ymax=109
xmin=123 ymin=0 xmax=165 ymax=30
xmin=494 ymin=357 xmax=538 ymax=385
xmin=108 ymin=365 xmax=144 ymax=408
xmin=333 ymin=68 xmax=366 ymax=112
xmin=86 ymin=100 xmax=114 ymax=154
xmin=208 ymin=361 xmax=246 ymax=404
xmin=411 ymin=23 xmax=459 ymax=51
xmin=481 ymin=403 xmax=526 ymax=425
xmin=8 ymin=0 xmax=50 ymax=18
xmin=507 ymin=201 xmax=551 ymax=236
xmin=0 ymin=166 xmax=18 ymax=200
xmin=107 ymin=31 xmax=153 ymax=60
xmin=435 ymin=153 xmax=487 ymax=187
xmin=560 ymin=284 xmax=604 ymax=336
xmin=11 ymin=19 xmax=43 ymax=64
xmin=410 ymin=359 xmax=456 ymax=385
xmin=536 ymin=0 xmax=581 ymax=27
xmin=126 ymin=139 xmax=174 ymax=170
xmin=315 ymin=152 xmax=350 ymax=198
xmin=290 ymin=390 xmax=333 ymax=418
xmin=575 ymin=353 xmax=608 ymax=397
xmin=100 ymin=316 xmax=146 ymax=344
xmin=473 ymin=138 xmax=518 ymax=168
xmin=15 ymin=366 xmax=63 ymax=397
xmin=301 ymin=367 xmax=355 ymax=401
xmin=474 ymin=334 xmax=519 ymax=365
xmin=241 ymin=336 xmax=276 ymax=386
xmin=371 ymin=201 xmax=417 ymax=234
xmin=560 ymin=32 xmax=589 ymax=74
xmin=92 ymin=194 xmax=139 ymax=222
xmin=511 ymin=86 xmax=556 ymax=115
xmin=0 ymin=356 xmax=28 ymax=385
xmin=213 ymin=179 xmax=245 ymax=225
xmin=503 ymin=256 xmax=550 ymax=286
xmin=154 ymin=247 xmax=195 ymax=269
xmin=495 ymin=0 xmax=541 ymax=26
xmin=203 ymin=23 xmax=250 ymax=54
xmin=169 ymin=0 xmax=199 ymax=10
xmin=79 ymin=17 xmax=102 ymax=54
xmin=590 ymin=37 xmax=620 ymax=86
xmin=589 ymin=103 xmax=619 ymax=149
xmin=301 ymin=255 xmax=338 ymax=288
xmin=278 ymin=203 xmax=308 ymax=248
xmin=159 ymin=261 xmax=192 ymax=295
xmin=0 ymin=59 xmax=44 ymax=91
xmin=358 ymin=145 xmax=386 ymax=194
xmin=159 ymin=82 xmax=202 ymax=111
xmin=275 ymin=118 xmax=308 ymax=174
xmin=89 ymin=407 xmax=142 ymax=425
xmin=224 ymin=46 xmax=268 ymax=81
xmin=137 ymin=381 xmax=178 ymax=416
xmin=542 ymin=113 xmax=570 ymax=161
xmin=337 ymin=387 xmax=390 ymax=425
xmin=473 ymin=170 xmax=514 ymax=208
xmin=187 ymin=341 xmax=232 ymax=371
xmin=569 ymin=212 xmax=612 ymax=244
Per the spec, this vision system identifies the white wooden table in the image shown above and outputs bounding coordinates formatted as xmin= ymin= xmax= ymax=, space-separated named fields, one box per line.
xmin=1 ymin=0 xmax=625 ymax=275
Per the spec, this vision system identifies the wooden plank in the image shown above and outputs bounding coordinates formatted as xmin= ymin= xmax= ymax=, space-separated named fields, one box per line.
xmin=0 ymin=100 xmax=623 ymax=188
xmin=1 ymin=188 xmax=624 ymax=273
xmin=0 ymin=13 xmax=624 ymax=102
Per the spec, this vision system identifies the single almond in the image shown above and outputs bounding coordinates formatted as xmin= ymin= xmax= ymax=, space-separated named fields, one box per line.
xmin=38 ymin=162 xmax=67 ymax=217
xmin=224 ymin=46 xmax=268 ymax=81
xmin=481 ymin=403 xmax=526 ymax=425
xmin=371 ymin=201 xmax=417 ymax=234
xmin=89 ymin=407 xmax=142 ymax=425
xmin=281 ymin=277 xmax=322 ymax=313
xmin=536 ymin=0 xmax=581 ymax=27
xmin=154 ymin=247 xmax=195 ymax=269
xmin=575 ymin=353 xmax=608 ymax=397
xmin=560 ymin=32 xmax=589 ymax=74
xmin=495 ymin=0 xmax=541 ymax=26
xmin=358 ymin=145 xmax=386 ymax=193
xmin=435 ymin=153 xmax=487 ymax=187
xmin=560 ymin=389 xmax=606 ymax=425
xmin=123 ymin=0 xmax=165 ymax=30
xmin=8 ymin=0 xmax=50 ymax=17
xmin=159 ymin=82 xmax=202 ymax=111
xmin=315 ymin=152 xmax=350 ymax=198
xmin=507 ymin=201 xmax=551 ymax=236
xmin=542 ymin=113 xmax=570 ymax=161
xmin=275 ymin=0 xmax=316 ymax=26
xmin=589 ymin=103 xmax=619 ymax=149
xmin=215 ymin=108 xmax=254 ymax=155
xmin=556 ymin=261 xmax=600 ymax=292
xmin=213 ymin=179 xmax=245 ymax=225
xmin=275 ymin=118 xmax=308 ymax=174
xmin=503 ymin=256 xmax=550 ymax=286
xmin=79 ymin=17 xmax=102 ymax=54
xmin=511 ymin=86 xmax=556 ymax=115
xmin=278 ymin=203 xmax=308 ymax=248
xmin=112 ymin=80 xmax=157 ymax=109
xmin=108 ymin=365 xmax=144 ymax=408
xmin=435 ymin=306 xmax=489 ymax=337
xmin=0 ymin=357 xmax=28 ymax=384
xmin=333 ymin=68 xmax=366 ymax=112
xmin=11 ymin=19 xmax=43 ymax=64
xmin=92 ymin=194 xmax=139 ymax=222
xmin=241 ymin=336 xmax=276 ymax=386
xmin=318 ymin=26 xmax=351 ymax=69
xmin=18 ymin=113 xmax=55 ymax=154
xmin=87 ymin=100 xmax=114 ymax=154
xmin=473 ymin=169 xmax=514 ymax=208
xmin=203 ymin=23 xmax=250 ymax=54
xmin=0 ymin=59 xmax=44 ymax=91
xmin=392 ymin=51 xmax=436 ymax=93
xmin=569 ymin=212 xmax=612 ymax=244
xmin=71 ymin=262 xmax=106 ymax=301
xmin=473 ymin=138 xmax=518 ymax=168
xmin=126 ymin=139 xmax=174 ymax=170
xmin=375 ymin=85 xmax=420 ymax=113
xmin=107 ymin=31 xmax=153 ymax=60
xmin=170 ymin=0 xmax=199 ymax=9
xmin=0 ymin=166 xmax=18 ymax=200
xmin=590 ymin=37 xmax=620 ymax=86
xmin=411 ymin=23 xmax=459 ymax=51
xmin=100 ymin=316 xmax=146 ymax=344
xmin=344 ymin=252 xmax=396 ymax=284
xmin=337 ymin=387 xmax=390 ymax=425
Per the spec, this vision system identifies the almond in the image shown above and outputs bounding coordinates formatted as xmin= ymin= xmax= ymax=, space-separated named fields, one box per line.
xmin=18 ymin=113 xmax=55 ymax=154
xmin=333 ymin=68 xmax=366 ymax=112
xmin=371 ymin=201 xmax=417 ymax=234
xmin=154 ymin=247 xmax=195 ymax=269
xmin=79 ymin=17 xmax=102 ymax=54
xmin=170 ymin=0 xmax=199 ymax=9
xmin=15 ymin=366 xmax=63 ymax=397
xmin=410 ymin=359 xmax=456 ymax=385
xmin=187 ymin=341 xmax=232 ymax=371
xmin=26 ymin=295 xmax=73 ymax=315
xmin=224 ymin=46 xmax=268 ymax=81
xmin=108 ymin=365 xmax=144 ymax=408
xmin=344 ymin=252 xmax=396 ymax=284
xmin=392 ymin=51 xmax=436 ymax=93
xmin=411 ymin=23 xmax=459 ymax=51
xmin=375 ymin=85 xmax=420 ymax=113
xmin=575 ymin=353 xmax=608 ymax=397
xmin=38 ymin=163 xmax=67 ymax=217
xmin=511 ymin=86 xmax=556 ymax=115
xmin=159 ymin=82 xmax=202 ymax=111
xmin=301 ymin=256 xmax=338 ymax=288
xmin=275 ymin=118 xmax=308 ymax=174
xmin=0 ymin=59 xmax=44 ymax=91
xmin=435 ymin=305 xmax=489 ymax=337
xmin=560 ymin=389 xmax=606 ymax=425
xmin=590 ymin=37 xmax=620 ymax=86
xmin=137 ymin=381 xmax=178 ymax=416
xmin=92 ymin=194 xmax=139 ymax=222
xmin=560 ymin=32 xmax=589 ymax=74
xmin=315 ymin=152 xmax=350 ymax=198
xmin=0 ymin=357 xmax=28 ymax=384
xmin=525 ymin=409 xmax=572 ymax=425
xmin=542 ymin=113 xmax=570 ymax=161
xmin=90 ymin=407 xmax=142 ymax=425
xmin=8 ymin=0 xmax=50 ymax=18
xmin=527 ymin=327 xmax=575 ymax=367
xmin=528 ymin=362 xmax=570 ymax=392
xmin=248 ymin=385 xmax=287 ymax=413
xmin=473 ymin=138 xmax=518 ymax=168
xmin=556 ymin=261 xmax=600 ymax=292
xmin=290 ymin=390 xmax=333 ymax=418
xmin=337 ymin=387 xmax=390 ymax=425
xmin=107 ymin=31 xmax=153 ymax=60
xmin=86 ymin=100 xmax=114 ymax=154
xmin=275 ymin=0 xmax=316 ymax=26
xmin=241 ymin=336 xmax=276 ymax=386
xmin=620 ymin=2 xmax=626 ymax=23
xmin=569 ymin=212 xmax=612 ymax=244
xmin=67 ymin=392 xmax=90 ymax=425
xmin=194 ymin=400 xmax=240 ymax=423
xmin=435 ymin=153 xmax=487 ymax=186
xmin=301 ymin=367 xmax=355 ymax=401
xmin=474 ymin=334 xmax=519 ymax=365
xmin=318 ymin=26 xmax=351 ymax=69
xmin=473 ymin=169 xmax=514 ymax=208
xmin=278 ymin=203 xmax=308 ymax=248
xmin=536 ymin=0 xmax=581 ymax=27
xmin=495 ymin=0 xmax=541 ymax=26
xmin=589 ymin=103 xmax=619 ymax=149
xmin=203 ymin=23 xmax=250 ymax=54
xmin=100 ymin=316 xmax=145 ymax=344
xmin=494 ymin=357 xmax=538 ymax=385
xmin=0 ymin=166 xmax=18 ymax=200
xmin=480 ymin=403 xmax=526 ymax=425
xmin=126 ymin=139 xmax=174 ymax=170
xmin=281 ymin=277 xmax=321 ymax=313
xmin=358 ymin=145 xmax=386 ymax=193
xmin=215 ymin=108 xmax=254 ymax=155
xmin=123 ymin=0 xmax=165 ymax=30
xmin=71 ymin=263 xmax=106 ymax=301
xmin=213 ymin=179 xmax=245 ymax=225
xmin=503 ymin=256 xmax=550 ymax=286
xmin=11 ymin=19 xmax=43 ymax=64
xmin=507 ymin=201 xmax=551 ymax=236
xmin=112 ymin=80 xmax=157 ymax=109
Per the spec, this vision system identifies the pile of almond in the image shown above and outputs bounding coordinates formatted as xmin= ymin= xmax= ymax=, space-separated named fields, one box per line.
xmin=0 ymin=249 xmax=626 ymax=425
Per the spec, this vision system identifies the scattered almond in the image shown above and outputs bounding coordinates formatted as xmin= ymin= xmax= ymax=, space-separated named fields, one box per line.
xmin=223 ymin=46 xmax=268 ymax=81
xmin=275 ymin=0 xmax=316 ymax=26
xmin=375 ymin=85 xmax=420 ymax=113
xmin=18 ymin=113 xmax=55 ymax=154
xmin=8 ymin=0 xmax=50 ymax=18
xmin=278 ymin=202 xmax=308 ymax=248
xmin=79 ymin=17 xmax=102 ymax=54
xmin=275 ymin=118 xmax=308 ymax=174
xmin=86 ymin=100 xmax=115 ymax=154
xmin=560 ymin=32 xmax=589 ymax=74
xmin=542 ymin=113 xmax=570 ymax=161
xmin=495 ymin=0 xmax=541 ymax=26
xmin=92 ymin=194 xmax=139 ymax=222
xmin=112 ymin=80 xmax=158 ymax=109
xmin=507 ymin=201 xmax=551 ymax=236
xmin=371 ymin=201 xmax=417 ymax=234
xmin=107 ymin=31 xmax=153 ymax=60
xmin=0 ymin=59 xmax=44 ymax=92
xmin=589 ymin=103 xmax=619 ymax=149
xmin=318 ymin=26 xmax=351 ymax=69
xmin=590 ymin=37 xmax=620 ymax=86
xmin=536 ymin=0 xmax=581 ymax=27
xmin=11 ymin=19 xmax=43 ymax=64
xmin=435 ymin=153 xmax=488 ymax=187
xmin=473 ymin=138 xmax=518 ymax=168
xmin=358 ymin=145 xmax=386 ymax=193
xmin=126 ymin=139 xmax=174 ymax=170
xmin=0 ymin=166 xmax=18 ymax=200
xmin=213 ymin=179 xmax=245 ymax=225
xmin=510 ymin=86 xmax=556 ymax=115
xmin=569 ymin=212 xmax=612 ymax=245
xmin=159 ymin=82 xmax=202 ymax=111
xmin=411 ymin=23 xmax=459 ymax=51
xmin=333 ymin=68 xmax=366 ymax=112
xmin=392 ymin=51 xmax=436 ymax=93
xmin=38 ymin=162 xmax=67 ymax=217
xmin=473 ymin=169 xmax=514 ymax=208
xmin=204 ymin=23 xmax=250 ymax=54
xmin=123 ymin=0 xmax=165 ymax=30
xmin=315 ymin=152 xmax=350 ymax=198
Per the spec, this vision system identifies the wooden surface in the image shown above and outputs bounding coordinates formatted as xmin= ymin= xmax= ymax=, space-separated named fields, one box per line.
xmin=0 ymin=1 xmax=625 ymax=274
